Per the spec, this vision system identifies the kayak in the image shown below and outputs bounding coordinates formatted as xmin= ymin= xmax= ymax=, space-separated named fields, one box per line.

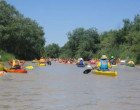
xmin=0 ymin=71 xmax=6 ymax=76
xmin=37 ymin=63 xmax=46 ymax=66
xmin=120 ymin=60 xmax=126 ymax=65
xmin=77 ymin=65 xmax=85 ymax=67
xmin=92 ymin=69 xmax=117 ymax=76
xmin=32 ymin=60 xmax=38 ymax=63
xmin=4 ymin=67 xmax=27 ymax=73
xmin=25 ymin=66 xmax=34 ymax=69
xmin=126 ymin=64 xmax=135 ymax=67
xmin=111 ymin=64 xmax=117 ymax=67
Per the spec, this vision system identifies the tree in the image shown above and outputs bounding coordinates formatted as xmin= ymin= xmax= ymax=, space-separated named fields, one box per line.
xmin=45 ymin=43 xmax=60 ymax=58
xmin=0 ymin=1 xmax=45 ymax=60
xmin=59 ymin=27 xmax=99 ymax=60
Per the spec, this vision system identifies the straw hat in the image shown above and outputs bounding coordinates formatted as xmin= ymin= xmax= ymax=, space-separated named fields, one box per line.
xmin=101 ymin=55 xmax=107 ymax=59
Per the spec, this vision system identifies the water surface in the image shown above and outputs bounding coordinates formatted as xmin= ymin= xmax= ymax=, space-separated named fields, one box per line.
xmin=0 ymin=62 xmax=140 ymax=110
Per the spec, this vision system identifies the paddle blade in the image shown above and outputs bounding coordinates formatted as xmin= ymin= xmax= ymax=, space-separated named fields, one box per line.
xmin=83 ymin=69 xmax=91 ymax=74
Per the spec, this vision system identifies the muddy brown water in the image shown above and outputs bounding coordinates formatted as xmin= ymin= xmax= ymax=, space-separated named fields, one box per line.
xmin=0 ymin=61 xmax=140 ymax=110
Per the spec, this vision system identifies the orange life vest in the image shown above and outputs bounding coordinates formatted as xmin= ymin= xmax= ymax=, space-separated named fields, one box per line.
xmin=39 ymin=58 xmax=46 ymax=63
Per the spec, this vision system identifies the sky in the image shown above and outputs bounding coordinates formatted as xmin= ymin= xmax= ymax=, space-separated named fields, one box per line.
xmin=6 ymin=0 xmax=140 ymax=47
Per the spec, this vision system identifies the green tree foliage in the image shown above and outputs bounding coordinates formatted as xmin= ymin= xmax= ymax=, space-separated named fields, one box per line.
xmin=44 ymin=43 xmax=60 ymax=58
xmin=98 ymin=30 xmax=117 ymax=56
xmin=59 ymin=27 xmax=100 ymax=60
xmin=58 ymin=14 xmax=140 ymax=63
xmin=97 ymin=14 xmax=140 ymax=63
xmin=47 ymin=14 xmax=140 ymax=63
xmin=59 ymin=42 xmax=73 ymax=58
xmin=135 ymin=43 xmax=140 ymax=63
xmin=0 ymin=1 xmax=45 ymax=60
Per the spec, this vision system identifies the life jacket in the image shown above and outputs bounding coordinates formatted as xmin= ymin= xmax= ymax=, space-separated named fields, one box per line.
xmin=12 ymin=60 xmax=21 ymax=67
xmin=79 ymin=60 xmax=84 ymax=65
xmin=90 ymin=60 xmax=96 ymax=64
xmin=39 ymin=58 xmax=46 ymax=63
xmin=99 ymin=59 xmax=109 ymax=71
xmin=110 ymin=58 xmax=115 ymax=62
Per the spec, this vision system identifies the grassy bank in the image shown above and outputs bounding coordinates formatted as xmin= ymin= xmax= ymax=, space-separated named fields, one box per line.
xmin=0 ymin=50 xmax=15 ymax=61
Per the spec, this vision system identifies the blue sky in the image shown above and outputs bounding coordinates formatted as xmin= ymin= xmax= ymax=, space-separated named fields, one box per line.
xmin=6 ymin=0 xmax=140 ymax=47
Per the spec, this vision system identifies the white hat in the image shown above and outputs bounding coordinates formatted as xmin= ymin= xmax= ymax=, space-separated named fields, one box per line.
xmin=101 ymin=55 xmax=107 ymax=59
xmin=78 ymin=58 xmax=83 ymax=61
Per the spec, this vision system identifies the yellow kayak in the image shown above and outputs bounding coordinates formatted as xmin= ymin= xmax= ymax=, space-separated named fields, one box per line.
xmin=111 ymin=64 xmax=117 ymax=67
xmin=92 ymin=70 xmax=117 ymax=76
xmin=25 ymin=66 xmax=34 ymax=69
xmin=37 ymin=63 xmax=46 ymax=66
xmin=32 ymin=60 xmax=38 ymax=63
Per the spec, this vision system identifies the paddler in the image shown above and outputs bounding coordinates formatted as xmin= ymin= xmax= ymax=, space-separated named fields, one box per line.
xmin=39 ymin=57 xmax=46 ymax=63
xmin=8 ymin=59 xmax=25 ymax=69
xmin=95 ymin=55 xmax=112 ymax=71
xmin=110 ymin=56 xmax=116 ymax=65
xmin=127 ymin=60 xmax=135 ymax=65
xmin=77 ymin=58 xmax=84 ymax=65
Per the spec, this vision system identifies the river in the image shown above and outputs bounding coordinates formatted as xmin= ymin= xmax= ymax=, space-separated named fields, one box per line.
xmin=0 ymin=61 xmax=140 ymax=110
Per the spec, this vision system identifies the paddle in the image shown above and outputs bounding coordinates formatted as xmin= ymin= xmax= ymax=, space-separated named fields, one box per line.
xmin=83 ymin=69 xmax=92 ymax=74
xmin=83 ymin=66 xmax=96 ymax=74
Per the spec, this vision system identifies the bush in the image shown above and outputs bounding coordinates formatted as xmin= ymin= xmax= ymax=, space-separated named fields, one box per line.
xmin=0 ymin=50 xmax=15 ymax=61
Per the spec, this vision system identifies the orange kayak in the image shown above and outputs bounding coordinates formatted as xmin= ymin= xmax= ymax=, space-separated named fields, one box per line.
xmin=4 ymin=67 xmax=27 ymax=73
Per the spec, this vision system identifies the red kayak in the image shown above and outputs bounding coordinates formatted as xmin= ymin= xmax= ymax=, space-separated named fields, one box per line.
xmin=4 ymin=67 xmax=27 ymax=74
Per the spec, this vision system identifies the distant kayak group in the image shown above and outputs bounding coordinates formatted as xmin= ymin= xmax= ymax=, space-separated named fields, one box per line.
xmin=0 ymin=55 xmax=136 ymax=77
xmin=0 ymin=57 xmax=52 ymax=76
xmin=55 ymin=55 xmax=136 ymax=76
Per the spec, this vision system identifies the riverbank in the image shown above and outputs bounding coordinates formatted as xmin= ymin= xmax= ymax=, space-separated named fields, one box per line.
xmin=0 ymin=50 xmax=15 ymax=61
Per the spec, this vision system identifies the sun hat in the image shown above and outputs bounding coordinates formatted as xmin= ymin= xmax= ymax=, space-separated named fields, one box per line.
xmin=101 ymin=55 xmax=107 ymax=59
xmin=78 ymin=58 xmax=83 ymax=61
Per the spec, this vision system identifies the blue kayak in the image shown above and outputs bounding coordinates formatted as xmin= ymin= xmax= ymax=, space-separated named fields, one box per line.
xmin=77 ymin=65 xmax=85 ymax=67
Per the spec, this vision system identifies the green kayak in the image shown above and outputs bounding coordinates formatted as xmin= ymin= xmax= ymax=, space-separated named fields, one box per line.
xmin=126 ymin=64 xmax=135 ymax=67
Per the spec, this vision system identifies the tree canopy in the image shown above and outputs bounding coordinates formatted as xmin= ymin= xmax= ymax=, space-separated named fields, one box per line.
xmin=0 ymin=0 xmax=45 ymax=60
xmin=1 ymin=1 xmax=140 ymax=63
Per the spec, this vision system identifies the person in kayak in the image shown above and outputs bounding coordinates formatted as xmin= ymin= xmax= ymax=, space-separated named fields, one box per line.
xmin=77 ymin=58 xmax=85 ymax=66
xmin=46 ymin=58 xmax=51 ymax=65
xmin=95 ymin=55 xmax=112 ymax=71
xmin=39 ymin=57 xmax=46 ymax=63
xmin=8 ymin=59 xmax=25 ymax=69
xmin=90 ymin=58 xmax=96 ymax=64
xmin=110 ymin=56 xmax=116 ymax=65
xmin=127 ymin=60 xmax=135 ymax=65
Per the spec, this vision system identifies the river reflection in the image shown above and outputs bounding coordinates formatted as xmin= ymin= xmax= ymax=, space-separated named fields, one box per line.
xmin=0 ymin=62 xmax=140 ymax=110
